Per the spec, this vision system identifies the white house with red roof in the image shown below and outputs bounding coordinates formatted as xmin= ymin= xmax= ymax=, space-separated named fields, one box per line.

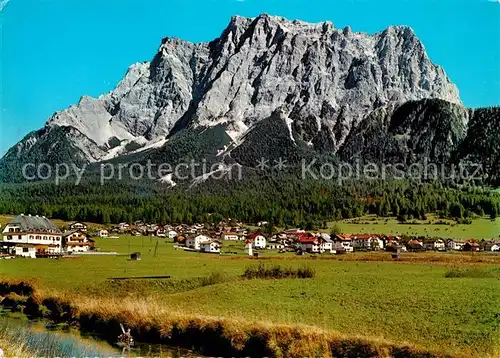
xmin=250 ymin=232 xmax=267 ymax=249
xmin=332 ymin=234 xmax=354 ymax=253
xmin=297 ymin=235 xmax=320 ymax=253
xmin=297 ymin=234 xmax=335 ymax=253
xmin=352 ymin=234 xmax=384 ymax=250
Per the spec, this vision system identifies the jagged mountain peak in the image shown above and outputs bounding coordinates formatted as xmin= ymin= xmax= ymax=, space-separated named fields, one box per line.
xmin=1 ymin=14 xmax=468 ymax=183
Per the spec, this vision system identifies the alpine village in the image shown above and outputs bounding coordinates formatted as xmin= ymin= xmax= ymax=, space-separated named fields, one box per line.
xmin=1 ymin=214 xmax=497 ymax=259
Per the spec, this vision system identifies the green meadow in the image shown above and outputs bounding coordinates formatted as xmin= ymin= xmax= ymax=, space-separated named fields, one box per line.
xmin=1 ymin=236 xmax=499 ymax=357
xmin=325 ymin=215 xmax=500 ymax=240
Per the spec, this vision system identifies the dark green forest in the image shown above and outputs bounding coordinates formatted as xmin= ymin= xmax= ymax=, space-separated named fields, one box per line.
xmin=0 ymin=174 xmax=498 ymax=227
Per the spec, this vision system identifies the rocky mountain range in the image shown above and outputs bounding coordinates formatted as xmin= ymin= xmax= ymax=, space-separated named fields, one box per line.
xmin=1 ymin=14 xmax=498 ymax=184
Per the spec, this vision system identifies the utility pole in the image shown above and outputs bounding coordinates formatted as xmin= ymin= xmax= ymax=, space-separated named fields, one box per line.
xmin=154 ymin=241 xmax=159 ymax=257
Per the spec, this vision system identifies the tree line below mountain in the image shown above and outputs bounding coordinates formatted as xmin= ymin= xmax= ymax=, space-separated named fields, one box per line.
xmin=0 ymin=175 xmax=498 ymax=229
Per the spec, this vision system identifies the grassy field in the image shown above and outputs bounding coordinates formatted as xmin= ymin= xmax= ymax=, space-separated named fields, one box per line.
xmin=325 ymin=215 xmax=500 ymax=239
xmin=1 ymin=236 xmax=500 ymax=357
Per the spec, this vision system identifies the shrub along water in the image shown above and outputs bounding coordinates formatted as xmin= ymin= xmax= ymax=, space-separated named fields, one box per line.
xmin=0 ymin=279 xmax=450 ymax=358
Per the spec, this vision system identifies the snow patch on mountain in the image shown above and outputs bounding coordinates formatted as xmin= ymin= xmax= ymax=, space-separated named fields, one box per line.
xmin=47 ymin=96 xmax=136 ymax=147
xmin=131 ymin=138 xmax=169 ymax=155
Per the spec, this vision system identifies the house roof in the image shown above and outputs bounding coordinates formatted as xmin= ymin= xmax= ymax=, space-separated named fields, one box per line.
xmin=283 ymin=229 xmax=304 ymax=234
xmin=334 ymin=234 xmax=353 ymax=241
xmin=298 ymin=236 xmax=319 ymax=244
xmin=201 ymin=240 xmax=222 ymax=245
xmin=355 ymin=234 xmax=379 ymax=240
xmin=384 ymin=235 xmax=400 ymax=241
xmin=63 ymin=230 xmax=91 ymax=238
xmin=69 ymin=222 xmax=86 ymax=227
xmin=7 ymin=214 xmax=62 ymax=234
xmin=249 ymin=232 xmax=265 ymax=239
xmin=465 ymin=242 xmax=480 ymax=247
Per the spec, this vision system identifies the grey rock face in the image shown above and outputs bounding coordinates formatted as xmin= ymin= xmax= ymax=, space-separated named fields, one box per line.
xmin=4 ymin=14 xmax=461 ymax=164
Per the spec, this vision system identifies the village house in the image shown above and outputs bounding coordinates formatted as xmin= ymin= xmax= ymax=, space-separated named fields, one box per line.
xmin=174 ymin=224 xmax=188 ymax=232
xmin=317 ymin=233 xmax=334 ymax=252
xmin=446 ymin=240 xmax=464 ymax=251
xmin=155 ymin=228 xmax=167 ymax=237
xmin=185 ymin=235 xmax=211 ymax=250
xmin=298 ymin=234 xmax=335 ymax=254
xmin=332 ymin=234 xmax=354 ymax=253
xmin=382 ymin=235 xmax=400 ymax=246
xmin=167 ymin=230 xmax=178 ymax=239
xmin=385 ymin=241 xmax=407 ymax=252
xmin=297 ymin=235 xmax=320 ymax=253
xmin=192 ymin=224 xmax=205 ymax=232
xmin=200 ymin=240 xmax=222 ymax=253
xmin=175 ymin=235 xmax=186 ymax=244
xmin=1 ymin=214 xmax=63 ymax=258
xmin=118 ymin=223 xmax=131 ymax=232
xmin=463 ymin=241 xmax=481 ymax=252
xmin=351 ymin=234 xmax=384 ymax=251
xmin=236 ymin=228 xmax=248 ymax=236
xmin=146 ymin=224 xmax=159 ymax=236
xmin=221 ymin=232 xmax=242 ymax=241
xmin=135 ymin=224 xmax=148 ymax=235
xmin=424 ymin=239 xmax=446 ymax=251
xmin=250 ymin=233 xmax=267 ymax=249
xmin=97 ymin=229 xmax=108 ymax=238
xmin=267 ymin=243 xmax=286 ymax=250
xmin=282 ymin=229 xmax=306 ymax=239
xmin=63 ymin=230 xmax=95 ymax=253
xmin=484 ymin=241 xmax=500 ymax=252
xmin=406 ymin=239 xmax=425 ymax=251
xmin=68 ymin=222 xmax=87 ymax=232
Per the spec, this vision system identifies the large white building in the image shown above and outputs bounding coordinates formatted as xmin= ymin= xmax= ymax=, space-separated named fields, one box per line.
xmin=1 ymin=214 xmax=63 ymax=258
xmin=185 ymin=235 xmax=211 ymax=250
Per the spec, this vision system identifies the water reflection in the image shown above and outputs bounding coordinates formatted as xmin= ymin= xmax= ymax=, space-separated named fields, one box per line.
xmin=0 ymin=313 xmax=198 ymax=357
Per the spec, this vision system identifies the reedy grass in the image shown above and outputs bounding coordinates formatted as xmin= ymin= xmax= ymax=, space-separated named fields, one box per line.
xmin=0 ymin=280 xmax=456 ymax=358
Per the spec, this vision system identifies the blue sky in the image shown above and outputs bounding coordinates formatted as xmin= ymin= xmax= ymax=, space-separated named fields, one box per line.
xmin=0 ymin=0 xmax=499 ymax=155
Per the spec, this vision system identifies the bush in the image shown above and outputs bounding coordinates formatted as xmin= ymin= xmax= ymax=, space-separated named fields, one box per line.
xmin=243 ymin=264 xmax=315 ymax=279
xmin=445 ymin=268 xmax=499 ymax=279
xmin=199 ymin=271 xmax=228 ymax=287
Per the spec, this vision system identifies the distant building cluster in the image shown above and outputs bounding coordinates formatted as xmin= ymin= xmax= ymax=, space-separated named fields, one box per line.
xmin=1 ymin=214 xmax=499 ymax=259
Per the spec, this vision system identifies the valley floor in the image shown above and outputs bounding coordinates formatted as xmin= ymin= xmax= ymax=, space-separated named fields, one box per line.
xmin=0 ymin=237 xmax=499 ymax=357
xmin=326 ymin=215 xmax=500 ymax=240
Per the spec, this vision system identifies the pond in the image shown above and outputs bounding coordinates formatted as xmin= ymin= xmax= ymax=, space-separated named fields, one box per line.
xmin=0 ymin=312 xmax=199 ymax=357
